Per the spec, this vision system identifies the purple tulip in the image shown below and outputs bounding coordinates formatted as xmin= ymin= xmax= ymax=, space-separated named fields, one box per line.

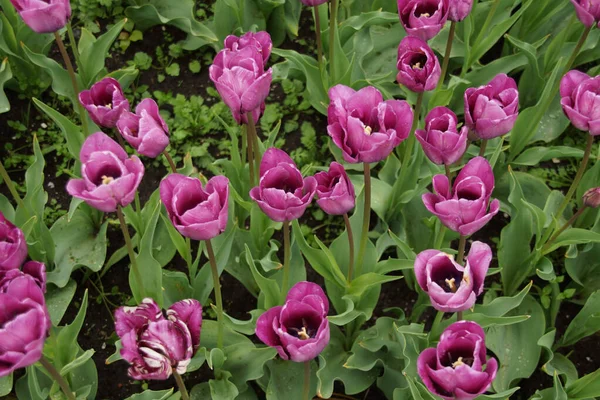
xmin=224 ymin=31 xmax=273 ymax=64
xmin=314 ymin=162 xmax=356 ymax=216
xmin=160 ymin=174 xmax=229 ymax=241
xmin=423 ymin=157 xmax=499 ymax=236
xmin=583 ymin=187 xmax=600 ymax=208
xmin=397 ymin=36 xmax=441 ymax=92
xmin=418 ymin=321 xmax=498 ymax=400
xmin=79 ymin=78 xmax=130 ymax=129
xmin=115 ymin=298 xmax=202 ymax=381
xmin=0 ymin=212 xmax=27 ymax=271
xmin=415 ymin=242 xmax=491 ymax=312
xmin=448 ymin=0 xmax=473 ymax=21
xmin=415 ymin=106 xmax=468 ymax=165
xmin=117 ymin=99 xmax=170 ymax=158
xmin=398 ymin=0 xmax=449 ymax=41
xmin=9 ymin=0 xmax=71 ymax=33
xmin=464 ymin=73 xmax=519 ymax=140
xmin=560 ymin=70 xmax=600 ymax=136
xmin=66 ymin=132 xmax=144 ymax=213
xmin=327 ymin=85 xmax=413 ymax=163
xmin=570 ymin=0 xmax=600 ymax=28
xmin=256 ymin=281 xmax=330 ymax=362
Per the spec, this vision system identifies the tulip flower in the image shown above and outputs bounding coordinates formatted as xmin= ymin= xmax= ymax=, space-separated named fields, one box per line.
xmin=397 ymin=0 xmax=449 ymax=41
xmin=583 ymin=187 xmax=600 ymax=208
xmin=397 ymin=36 xmax=441 ymax=92
xmin=418 ymin=321 xmax=498 ymax=400
xmin=79 ymin=78 xmax=130 ymax=129
xmin=327 ymin=85 xmax=413 ymax=163
xmin=9 ymin=0 xmax=71 ymax=33
xmin=256 ymin=281 xmax=330 ymax=362
xmin=115 ymin=298 xmax=202 ymax=380
xmin=160 ymin=174 xmax=229 ymax=241
xmin=423 ymin=157 xmax=499 ymax=236
xmin=117 ymin=98 xmax=170 ymax=158
xmin=66 ymin=132 xmax=144 ymax=213
xmin=416 ymin=106 xmax=468 ymax=165
xmin=560 ymin=70 xmax=600 ymax=136
xmin=570 ymin=0 xmax=600 ymax=28
xmin=464 ymin=74 xmax=519 ymax=140
xmin=314 ymin=162 xmax=356 ymax=216
xmin=0 ymin=212 xmax=27 ymax=271
xmin=415 ymin=242 xmax=491 ymax=312
xmin=448 ymin=0 xmax=473 ymax=22
xmin=224 ymin=31 xmax=273 ymax=64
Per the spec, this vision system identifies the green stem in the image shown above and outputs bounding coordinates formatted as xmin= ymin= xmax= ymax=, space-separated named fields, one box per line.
xmin=457 ymin=311 xmax=463 ymax=321
xmin=479 ymin=139 xmax=488 ymax=157
xmin=343 ymin=213 xmax=355 ymax=282
xmin=328 ymin=0 xmax=338 ymax=83
xmin=303 ymin=361 xmax=311 ymax=400
xmin=444 ymin=164 xmax=452 ymax=184
xmin=246 ymin=112 xmax=261 ymax=187
xmin=355 ymin=162 xmax=371 ymax=277
xmin=134 ymin=192 xmax=143 ymax=233
xmin=241 ymin=125 xmax=247 ymax=165
xmin=246 ymin=122 xmax=255 ymax=186
xmin=437 ymin=21 xmax=456 ymax=89
xmin=66 ymin=23 xmax=83 ymax=72
xmin=402 ymin=92 xmax=423 ymax=168
xmin=431 ymin=310 xmax=444 ymax=336
xmin=314 ymin=6 xmax=324 ymax=69
xmin=206 ymin=239 xmax=224 ymax=350
xmin=281 ymin=220 xmax=291 ymax=300
xmin=117 ymin=206 xmax=144 ymax=297
xmin=185 ymin=237 xmax=194 ymax=277
xmin=563 ymin=25 xmax=592 ymax=74
xmin=39 ymin=356 xmax=75 ymax=400
xmin=542 ymin=205 xmax=587 ymax=254
xmin=456 ymin=235 xmax=466 ymax=265
xmin=173 ymin=371 xmax=190 ymax=400
xmin=163 ymin=150 xmax=177 ymax=173
xmin=434 ymin=225 xmax=447 ymax=250
xmin=0 ymin=160 xmax=26 ymax=212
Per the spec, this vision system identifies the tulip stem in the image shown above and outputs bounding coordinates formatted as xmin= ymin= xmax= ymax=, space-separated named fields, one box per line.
xmin=479 ymin=140 xmax=488 ymax=157
xmin=163 ymin=150 xmax=177 ymax=173
xmin=564 ymin=25 xmax=592 ymax=75
xmin=314 ymin=6 xmax=324 ymax=68
xmin=356 ymin=162 xmax=371 ymax=277
xmin=114 ymin=129 xmax=128 ymax=150
xmin=303 ymin=361 xmax=311 ymax=400
xmin=173 ymin=371 xmax=190 ymax=400
xmin=0 ymin=160 xmax=26 ymax=212
xmin=457 ymin=311 xmax=463 ymax=321
xmin=434 ymin=225 xmax=447 ymax=250
xmin=329 ymin=0 xmax=339 ymax=83
xmin=66 ymin=23 xmax=83 ymax=73
xmin=206 ymin=239 xmax=224 ymax=350
xmin=39 ymin=356 xmax=75 ymax=400
xmin=247 ymin=112 xmax=261 ymax=187
xmin=117 ymin=206 xmax=144 ymax=298
xmin=343 ymin=213 xmax=355 ymax=282
xmin=444 ymin=164 xmax=452 ymax=184
xmin=456 ymin=235 xmax=466 ymax=265
xmin=281 ymin=220 xmax=291 ymax=301
xmin=246 ymin=122 xmax=256 ymax=186
xmin=542 ymin=205 xmax=587 ymax=254
xmin=463 ymin=0 xmax=500 ymax=76
xmin=438 ymin=21 xmax=456 ymax=89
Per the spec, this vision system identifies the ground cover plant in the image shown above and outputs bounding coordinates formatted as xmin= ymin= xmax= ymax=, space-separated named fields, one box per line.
xmin=1 ymin=0 xmax=600 ymax=399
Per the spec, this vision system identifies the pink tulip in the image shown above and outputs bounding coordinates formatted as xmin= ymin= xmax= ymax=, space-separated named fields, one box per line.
xmin=224 ymin=31 xmax=273 ymax=64
xmin=448 ymin=0 xmax=473 ymax=21
xmin=117 ymin=98 xmax=170 ymax=158
xmin=9 ymin=0 xmax=71 ymax=33
xmin=398 ymin=0 xmax=449 ymax=41
xmin=0 ymin=212 xmax=27 ymax=271
xmin=560 ymin=70 xmax=600 ymax=136
xmin=397 ymin=36 xmax=441 ymax=92
xmin=314 ymin=162 xmax=356 ymax=215
xmin=415 ymin=106 xmax=468 ymax=165
xmin=570 ymin=0 xmax=600 ymax=28
xmin=79 ymin=78 xmax=130 ymax=129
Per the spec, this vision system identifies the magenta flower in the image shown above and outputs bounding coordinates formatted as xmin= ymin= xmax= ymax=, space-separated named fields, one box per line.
xmin=0 ymin=212 xmax=27 ymax=271
xmin=448 ymin=0 xmax=473 ymax=21
xmin=66 ymin=132 xmax=144 ymax=213
xmin=9 ymin=0 xmax=70 ymax=33
xmin=422 ymin=157 xmax=499 ymax=236
xmin=397 ymin=0 xmax=449 ymax=41
xmin=418 ymin=321 xmax=498 ymax=400
xmin=115 ymin=298 xmax=202 ymax=381
xmin=314 ymin=162 xmax=356 ymax=216
xmin=224 ymin=31 xmax=273 ymax=64
xmin=117 ymin=99 xmax=170 ymax=158
xmin=160 ymin=174 xmax=229 ymax=241
xmin=570 ymin=0 xmax=600 ymax=27
xmin=79 ymin=78 xmax=130 ymax=129
xmin=397 ymin=36 xmax=441 ymax=92
xmin=584 ymin=187 xmax=600 ymax=208
xmin=415 ymin=106 xmax=468 ymax=165
xmin=464 ymin=74 xmax=519 ymax=140
xmin=256 ymin=281 xmax=330 ymax=362
xmin=327 ymin=85 xmax=413 ymax=163
xmin=560 ymin=70 xmax=600 ymax=136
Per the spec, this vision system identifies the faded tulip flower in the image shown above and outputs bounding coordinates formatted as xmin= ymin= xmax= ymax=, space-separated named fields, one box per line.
xmin=224 ymin=31 xmax=273 ymax=63
xmin=448 ymin=0 xmax=473 ymax=21
xmin=314 ymin=162 xmax=356 ymax=216
xmin=464 ymin=73 xmax=519 ymax=140
xmin=117 ymin=98 xmax=170 ymax=158
xmin=66 ymin=132 xmax=144 ymax=213
xmin=115 ymin=298 xmax=202 ymax=380
xmin=583 ymin=187 xmax=600 ymax=208
xmin=0 ymin=212 xmax=27 ymax=271
xmin=256 ymin=281 xmax=330 ymax=362
xmin=397 ymin=0 xmax=450 ymax=41
xmin=397 ymin=36 xmax=441 ymax=92
xmin=570 ymin=0 xmax=600 ymax=28
xmin=160 ymin=174 xmax=229 ymax=241
xmin=9 ymin=0 xmax=71 ymax=33
xmin=250 ymin=148 xmax=317 ymax=222
xmin=418 ymin=321 xmax=498 ymax=400
xmin=415 ymin=242 xmax=491 ymax=312
xmin=79 ymin=78 xmax=130 ymax=128
xmin=327 ymin=85 xmax=413 ymax=163
xmin=415 ymin=106 xmax=468 ymax=165
xmin=560 ymin=70 xmax=600 ymax=136
xmin=423 ymin=156 xmax=499 ymax=236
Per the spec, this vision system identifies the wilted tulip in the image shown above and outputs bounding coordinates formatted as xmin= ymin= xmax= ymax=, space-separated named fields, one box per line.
xmin=423 ymin=157 xmax=499 ymax=236
xmin=418 ymin=321 xmax=498 ymax=400
xmin=583 ymin=187 xmax=600 ymax=208
xmin=224 ymin=31 xmax=273 ymax=63
xmin=448 ymin=0 xmax=473 ymax=21
xmin=397 ymin=36 xmax=441 ymax=92
xmin=398 ymin=0 xmax=449 ymax=41
xmin=570 ymin=0 xmax=600 ymax=28
xmin=160 ymin=174 xmax=229 ymax=241
xmin=9 ymin=0 xmax=71 ymax=33
xmin=115 ymin=298 xmax=202 ymax=380
xmin=79 ymin=78 xmax=130 ymax=128
xmin=117 ymin=98 xmax=170 ymax=158
xmin=314 ymin=162 xmax=356 ymax=216
xmin=560 ymin=70 xmax=600 ymax=136
xmin=415 ymin=106 xmax=468 ymax=165
xmin=256 ymin=281 xmax=330 ymax=362
xmin=0 ymin=212 xmax=27 ymax=271
xmin=66 ymin=132 xmax=144 ymax=213
xmin=327 ymin=85 xmax=413 ymax=163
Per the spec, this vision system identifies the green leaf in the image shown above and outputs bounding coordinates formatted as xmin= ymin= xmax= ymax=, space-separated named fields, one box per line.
xmin=265 ymin=358 xmax=317 ymax=400
xmin=543 ymin=229 xmax=600 ymax=254
xmin=60 ymin=349 xmax=95 ymax=376
xmin=511 ymin=146 xmax=583 ymax=166
xmin=32 ymin=97 xmax=84 ymax=160
xmin=560 ymin=290 xmax=600 ymax=347
xmin=79 ymin=19 xmax=127 ymax=86
xmin=223 ymin=343 xmax=276 ymax=394
xmin=566 ymin=367 xmax=600 ymax=399
xmin=244 ymin=244 xmax=280 ymax=310
xmin=125 ymin=389 xmax=175 ymax=400
xmin=55 ymin=290 xmax=89 ymax=368
xmin=0 ymin=373 xmax=12 ymax=397
xmin=347 ymin=273 xmax=401 ymax=297
xmin=476 ymin=281 xmax=533 ymax=317
xmin=45 ymin=280 xmax=77 ymax=325
xmin=209 ymin=372 xmax=239 ymax=399
xmin=0 ymin=58 xmax=11 ymax=114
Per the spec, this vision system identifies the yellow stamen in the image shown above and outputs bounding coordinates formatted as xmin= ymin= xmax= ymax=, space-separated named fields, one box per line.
xmin=463 ymin=275 xmax=470 ymax=285
xmin=364 ymin=126 xmax=373 ymax=135
xmin=101 ymin=175 xmax=114 ymax=185
xmin=452 ymin=357 xmax=465 ymax=368
xmin=421 ymin=13 xmax=430 ymax=17
xmin=298 ymin=327 xmax=310 ymax=340
xmin=413 ymin=62 xmax=422 ymax=69
xmin=445 ymin=278 xmax=457 ymax=292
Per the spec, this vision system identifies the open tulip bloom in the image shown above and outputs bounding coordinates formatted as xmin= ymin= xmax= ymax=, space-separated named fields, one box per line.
xmin=397 ymin=36 xmax=441 ymax=92
xmin=9 ymin=0 xmax=71 ymax=33
xmin=397 ymin=0 xmax=450 ymax=41
xmin=79 ymin=77 xmax=130 ymax=129
xmin=560 ymin=70 xmax=600 ymax=136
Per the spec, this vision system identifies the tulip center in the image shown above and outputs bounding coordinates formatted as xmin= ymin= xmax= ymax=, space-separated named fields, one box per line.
xmin=410 ymin=54 xmax=427 ymax=70
xmin=446 ymin=353 xmax=475 ymax=368
xmin=415 ymin=3 xmax=437 ymax=18
xmin=101 ymin=175 xmax=114 ymax=185
xmin=364 ymin=126 xmax=373 ymax=135
xmin=431 ymin=259 xmax=463 ymax=293
xmin=93 ymin=165 xmax=122 ymax=186
xmin=288 ymin=318 xmax=316 ymax=340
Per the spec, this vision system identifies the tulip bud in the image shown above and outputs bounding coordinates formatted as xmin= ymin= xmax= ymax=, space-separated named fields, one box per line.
xmin=397 ymin=0 xmax=450 ymax=41
xmin=448 ymin=0 xmax=473 ymax=21
xmin=9 ymin=0 xmax=71 ymax=33
xmin=0 ymin=212 xmax=27 ymax=271
xmin=396 ymin=36 xmax=441 ymax=93
xmin=224 ymin=31 xmax=273 ymax=64
xmin=560 ymin=70 xmax=600 ymax=136
xmin=117 ymin=99 xmax=170 ymax=158
xmin=583 ymin=187 xmax=600 ymax=208
xmin=79 ymin=78 xmax=130 ymax=128
xmin=416 ymin=107 xmax=468 ymax=165
xmin=570 ymin=0 xmax=600 ymax=28
xmin=314 ymin=162 xmax=356 ymax=216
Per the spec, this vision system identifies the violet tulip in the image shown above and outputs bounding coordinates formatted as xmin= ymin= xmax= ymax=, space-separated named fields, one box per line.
xmin=583 ymin=187 xmax=600 ymax=208
xmin=250 ymin=148 xmax=317 ymax=222
xmin=9 ymin=0 xmax=71 ymax=34
xmin=448 ymin=0 xmax=473 ymax=22
xmin=327 ymin=85 xmax=413 ymax=163
xmin=415 ymin=106 xmax=468 ymax=165
xmin=66 ymin=132 xmax=144 ymax=213
xmin=397 ymin=0 xmax=449 ymax=41
xmin=115 ymin=298 xmax=202 ymax=380
xmin=256 ymin=281 xmax=330 ymax=362
xmin=464 ymin=73 xmax=519 ymax=140
xmin=418 ymin=321 xmax=498 ymax=400
xmin=0 ymin=212 xmax=27 ymax=271
xmin=117 ymin=98 xmax=170 ymax=158
xmin=79 ymin=77 xmax=130 ymax=128
xmin=397 ymin=36 xmax=441 ymax=92
xmin=423 ymin=156 xmax=499 ymax=236
xmin=415 ymin=242 xmax=491 ymax=312
xmin=314 ymin=162 xmax=356 ymax=215
xmin=224 ymin=31 xmax=273 ymax=64
xmin=570 ymin=0 xmax=600 ymax=28
xmin=560 ymin=70 xmax=600 ymax=136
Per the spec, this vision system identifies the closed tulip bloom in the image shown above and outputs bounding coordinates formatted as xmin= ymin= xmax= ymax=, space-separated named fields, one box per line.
xmin=398 ymin=0 xmax=449 ymax=41
xmin=117 ymin=99 xmax=170 ymax=158
xmin=416 ymin=106 xmax=468 ymax=165
xmin=415 ymin=242 xmax=491 ymax=312
xmin=560 ymin=70 xmax=600 ymax=135
xmin=570 ymin=0 xmax=600 ymax=27
xmin=328 ymin=85 xmax=413 ymax=163
xmin=314 ymin=162 xmax=356 ymax=215
xmin=423 ymin=157 xmax=499 ymax=236
xmin=397 ymin=36 xmax=441 ymax=92
xmin=224 ymin=31 xmax=273 ymax=64
xmin=464 ymin=74 xmax=519 ymax=140
xmin=0 ymin=212 xmax=27 ymax=271
xmin=418 ymin=321 xmax=498 ymax=400
xmin=66 ymin=132 xmax=144 ymax=213
xmin=256 ymin=281 xmax=330 ymax=362
xmin=115 ymin=298 xmax=202 ymax=380
xmin=448 ymin=0 xmax=473 ymax=21
xmin=583 ymin=187 xmax=600 ymax=208
xmin=79 ymin=78 xmax=130 ymax=128
xmin=9 ymin=0 xmax=70 ymax=33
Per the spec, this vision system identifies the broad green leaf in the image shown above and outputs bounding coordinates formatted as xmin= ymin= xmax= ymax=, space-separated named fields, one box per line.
xmin=560 ymin=290 xmax=600 ymax=347
xmin=224 ymin=343 xmax=276 ymax=394
xmin=265 ymin=358 xmax=317 ymax=400
xmin=0 ymin=373 xmax=12 ymax=397
xmin=55 ymin=290 xmax=89 ymax=369
xmin=511 ymin=146 xmax=583 ymax=166
xmin=45 ymin=280 xmax=77 ymax=325
xmin=126 ymin=389 xmax=175 ymax=400
xmin=79 ymin=19 xmax=126 ymax=86
xmin=566 ymin=368 xmax=600 ymax=399
xmin=543 ymin=229 xmax=600 ymax=254
xmin=347 ymin=273 xmax=401 ymax=297
xmin=244 ymin=244 xmax=280 ymax=310
xmin=0 ymin=58 xmax=11 ymax=113
xmin=59 ymin=349 xmax=95 ymax=376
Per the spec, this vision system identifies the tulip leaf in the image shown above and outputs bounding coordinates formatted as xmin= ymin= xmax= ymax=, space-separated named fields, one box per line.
xmin=0 ymin=373 xmax=12 ymax=397
xmin=223 ymin=342 xmax=276 ymax=394
xmin=479 ymin=387 xmax=520 ymax=398
xmin=264 ymin=358 xmax=317 ymax=400
xmin=476 ymin=281 xmax=533 ymax=317
xmin=209 ymin=371 xmax=239 ymax=399
xmin=565 ymin=367 xmax=600 ymax=399
xmin=45 ymin=279 xmax=77 ymax=326
xmin=347 ymin=273 xmax=401 ymax=298
xmin=125 ymin=389 xmax=175 ymax=400
xmin=543 ymin=229 xmax=600 ymax=254
xmin=244 ymin=244 xmax=280 ymax=310
xmin=60 ymin=349 xmax=95 ymax=376
xmin=79 ymin=19 xmax=126 ymax=86
xmin=55 ymin=290 xmax=89 ymax=368
xmin=559 ymin=290 xmax=600 ymax=347
xmin=511 ymin=146 xmax=584 ymax=166
xmin=162 ymin=270 xmax=193 ymax=307
xmin=0 ymin=58 xmax=11 ymax=114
